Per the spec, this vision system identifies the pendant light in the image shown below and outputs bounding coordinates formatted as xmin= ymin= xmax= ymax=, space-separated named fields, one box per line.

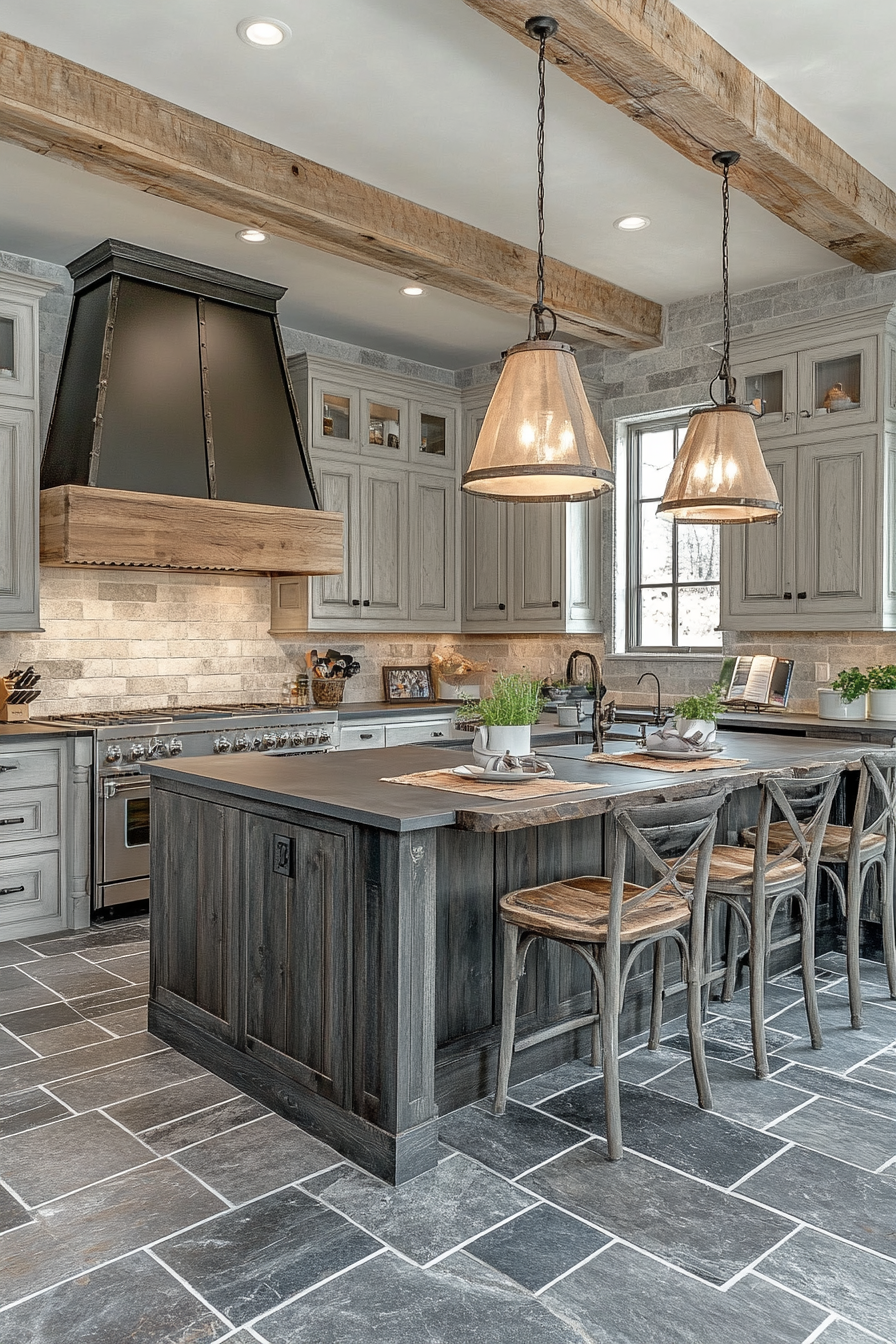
xmin=658 ymin=151 xmax=781 ymax=524
xmin=461 ymin=16 xmax=614 ymax=504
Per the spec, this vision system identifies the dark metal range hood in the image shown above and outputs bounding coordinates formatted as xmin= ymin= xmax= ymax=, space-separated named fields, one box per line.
xmin=39 ymin=240 xmax=342 ymax=575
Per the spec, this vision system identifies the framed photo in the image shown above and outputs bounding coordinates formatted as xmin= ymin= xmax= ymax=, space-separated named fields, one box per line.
xmin=382 ymin=664 xmax=435 ymax=703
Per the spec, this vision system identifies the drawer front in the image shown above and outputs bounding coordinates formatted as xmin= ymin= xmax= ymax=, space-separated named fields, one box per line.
xmin=338 ymin=723 xmax=386 ymax=751
xmin=384 ymin=718 xmax=455 ymax=747
xmin=0 ymin=850 xmax=62 ymax=931
xmin=0 ymin=749 xmax=61 ymax=791
xmin=0 ymin=787 xmax=59 ymax=845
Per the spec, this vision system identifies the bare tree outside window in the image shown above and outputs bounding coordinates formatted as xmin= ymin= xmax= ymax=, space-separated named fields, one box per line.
xmin=627 ymin=419 xmax=722 ymax=651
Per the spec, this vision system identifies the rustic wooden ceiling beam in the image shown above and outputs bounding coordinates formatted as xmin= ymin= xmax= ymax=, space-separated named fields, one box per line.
xmin=0 ymin=31 xmax=662 ymax=350
xmin=463 ymin=0 xmax=896 ymax=272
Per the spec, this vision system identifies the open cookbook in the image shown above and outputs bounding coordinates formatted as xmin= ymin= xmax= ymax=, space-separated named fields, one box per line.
xmin=718 ymin=655 xmax=794 ymax=709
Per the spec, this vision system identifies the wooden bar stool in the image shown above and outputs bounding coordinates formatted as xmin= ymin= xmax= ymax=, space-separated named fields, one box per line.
xmin=712 ymin=764 xmax=842 ymax=1077
xmin=493 ymin=786 xmax=729 ymax=1161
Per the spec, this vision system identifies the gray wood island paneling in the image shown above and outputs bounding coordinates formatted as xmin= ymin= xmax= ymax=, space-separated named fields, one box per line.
xmin=145 ymin=734 xmax=874 ymax=1184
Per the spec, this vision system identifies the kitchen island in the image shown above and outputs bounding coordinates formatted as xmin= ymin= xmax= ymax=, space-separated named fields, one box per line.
xmin=146 ymin=733 xmax=872 ymax=1183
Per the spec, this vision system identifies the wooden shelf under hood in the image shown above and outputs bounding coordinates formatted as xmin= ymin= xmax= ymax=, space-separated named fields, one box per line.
xmin=40 ymin=485 xmax=344 ymax=575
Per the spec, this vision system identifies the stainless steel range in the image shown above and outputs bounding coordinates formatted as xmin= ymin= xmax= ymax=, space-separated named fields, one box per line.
xmin=35 ymin=704 xmax=339 ymax=913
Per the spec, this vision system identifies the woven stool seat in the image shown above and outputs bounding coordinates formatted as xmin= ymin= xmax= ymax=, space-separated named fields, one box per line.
xmin=500 ymin=876 xmax=690 ymax=944
xmin=741 ymin=820 xmax=886 ymax=864
xmin=677 ymin=844 xmax=804 ymax=890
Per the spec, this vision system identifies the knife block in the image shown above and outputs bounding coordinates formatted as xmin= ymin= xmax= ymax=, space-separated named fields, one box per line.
xmin=0 ymin=679 xmax=29 ymax=722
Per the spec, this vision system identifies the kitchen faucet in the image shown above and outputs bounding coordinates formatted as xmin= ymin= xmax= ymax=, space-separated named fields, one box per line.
xmin=637 ymin=672 xmax=667 ymax=726
xmin=565 ymin=649 xmax=615 ymax=752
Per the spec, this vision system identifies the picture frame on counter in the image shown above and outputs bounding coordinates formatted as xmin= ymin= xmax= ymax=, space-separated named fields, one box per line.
xmin=382 ymin=664 xmax=435 ymax=703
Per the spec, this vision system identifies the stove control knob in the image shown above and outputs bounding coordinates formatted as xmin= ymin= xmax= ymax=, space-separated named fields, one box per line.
xmin=262 ymin=732 xmax=278 ymax=750
xmin=233 ymin=735 xmax=250 ymax=752
xmin=168 ymin=738 xmax=183 ymax=756
xmin=289 ymin=731 xmax=306 ymax=747
xmin=213 ymin=736 xmax=233 ymax=754
xmin=251 ymin=735 xmax=263 ymax=751
xmin=277 ymin=731 xmax=289 ymax=747
xmin=128 ymin=743 xmax=146 ymax=762
xmin=105 ymin=746 xmax=122 ymax=763
xmin=146 ymin=740 xmax=166 ymax=759
xmin=318 ymin=731 xmax=331 ymax=744
xmin=305 ymin=729 xmax=319 ymax=746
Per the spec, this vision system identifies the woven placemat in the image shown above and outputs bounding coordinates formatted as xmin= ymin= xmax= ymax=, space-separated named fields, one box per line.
xmin=586 ymin=752 xmax=749 ymax=773
xmin=381 ymin=769 xmax=605 ymax=801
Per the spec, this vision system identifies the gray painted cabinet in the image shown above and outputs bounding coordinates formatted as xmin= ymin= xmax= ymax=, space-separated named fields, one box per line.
xmin=0 ymin=272 xmax=56 ymax=632
xmin=722 ymin=308 xmax=896 ymax=631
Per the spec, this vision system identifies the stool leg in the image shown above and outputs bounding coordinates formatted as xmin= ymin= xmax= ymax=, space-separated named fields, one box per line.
xmin=749 ymin=897 xmax=770 ymax=1079
xmin=590 ymin=945 xmax=602 ymax=1068
xmin=722 ymin=903 xmax=740 ymax=1002
xmin=599 ymin=944 xmax=623 ymax=1161
xmin=799 ymin=885 xmax=823 ymax=1049
xmin=648 ymin=943 xmax=664 ymax=1050
xmin=494 ymin=922 xmax=522 ymax=1116
xmin=882 ymin=855 xmax=896 ymax=1001
xmin=686 ymin=949 xmax=712 ymax=1110
xmin=845 ymin=855 xmax=864 ymax=1030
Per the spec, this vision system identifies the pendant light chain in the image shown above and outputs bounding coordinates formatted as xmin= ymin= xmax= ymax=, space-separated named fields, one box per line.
xmin=535 ymin=26 xmax=547 ymax=312
xmin=712 ymin=149 xmax=740 ymax=405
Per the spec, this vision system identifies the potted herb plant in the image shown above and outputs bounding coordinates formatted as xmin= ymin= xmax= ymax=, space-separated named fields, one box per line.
xmin=867 ymin=665 xmax=896 ymax=719
xmin=819 ymin=667 xmax=868 ymax=720
xmin=673 ymin=684 xmax=725 ymax=747
xmin=466 ymin=673 xmax=544 ymax=760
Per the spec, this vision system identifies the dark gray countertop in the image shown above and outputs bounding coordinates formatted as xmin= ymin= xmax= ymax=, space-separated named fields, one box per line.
xmin=337 ymin=700 xmax=460 ymax=720
xmin=0 ymin=722 xmax=87 ymax=742
xmin=147 ymin=730 xmax=873 ymax=835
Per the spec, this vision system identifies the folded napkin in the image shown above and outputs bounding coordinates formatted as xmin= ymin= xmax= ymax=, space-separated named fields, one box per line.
xmin=480 ymin=751 xmax=555 ymax=777
xmin=645 ymin=722 xmax=715 ymax=755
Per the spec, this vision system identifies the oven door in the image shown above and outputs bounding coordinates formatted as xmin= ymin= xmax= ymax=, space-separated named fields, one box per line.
xmin=101 ymin=773 xmax=151 ymax=891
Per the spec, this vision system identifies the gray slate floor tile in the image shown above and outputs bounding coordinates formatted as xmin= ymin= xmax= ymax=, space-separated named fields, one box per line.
xmin=737 ymin=1144 xmax=896 ymax=1258
xmin=708 ymin=982 xmax=803 ymax=1020
xmin=540 ymin=1077 xmax=785 ymax=1186
xmin=94 ymin=949 xmax=149 ymax=983
xmin=104 ymin=1071 xmax=241 ymax=1136
xmin=156 ymin=1186 xmax=381 ymax=1326
xmin=542 ymin=1243 xmax=827 ymax=1344
xmin=661 ymin=1031 xmax=752 ymax=1062
xmin=759 ymin=1226 xmax=896 ymax=1340
xmin=0 ymin=1159 xmax=226 ymax=1308
xmin=77 ymin=939 xmax=150 ymax=964
xmin=141 ymin=1094 xmax=271 ymax=1156
xmin=0 ymin=1087 xmax=70 ymax=1139
xmin=816 ymin=1321 xmax=886 ymax=1344
xmin=0 ymin=1110 xmax=153 ymax=1205
xmin=704 ymin=1013 xmax=798 ymax=1050
xmin=304 ymin=1153 xmax=536 ymax=1265
xmin=850 ymin=1064 xmax=896 ymax=1092
xmin=0 ymin=1181 xmax=29 ymax=1235
xmin=174 ymin=1113 xmax=339 ymax=1204
xmin=467 ymin=1202 xmax=610 ymax=1291
xmin=48 ymin=1044 xmax=205 ymax=1111
xmin=21 ymin=955 xmax=133 ymax=999
xmin=21 ymin=1019 xmax=112 ymax=1056
xmin=618 ymin=1044 xmax=692 ymax=1084
xmin=868 ymin=1045 xmax=896 ymax=1074
xmin=509 ymin=1057 xmax=601 ymax=1105
xmin=439 ymin=1099 xmax=589 ymax=1178
xmin=774 ymin=1060 xmax=896 ymax=1118
xmin=768 ymin=1095 xmax=896 ymax=1170
xmin=0 ymin=966 xmax=60 ymax=1014
xmin=97 ymin=1004 xmax=148 ymax=1036
xmin=0 ymin=940 xmax=39 ymax=968
xmin=0 ymin=1031 xmax=167 ymax=1098
xmin=257 ymin=1250 xmax=587 ymax=1344
xmin=0 ymin=1000 xmax=82 ymax=1035
xmin=0 ymin=1026 xmax=38 ymax=1067
xmin=64 ymin=985 xmax=148 ymax=1017
xmin=0 ymin=1249 xmax=229 ymax=1344
xmin=520 ymin=1141 xmax=794 ymax=1285
xmin=648 ymin=1057 xmax=810 ymax=1129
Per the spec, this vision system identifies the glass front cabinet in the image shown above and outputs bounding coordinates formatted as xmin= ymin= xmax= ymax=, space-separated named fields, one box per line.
xmin=721 ymin=306 xmax=896 ymax=631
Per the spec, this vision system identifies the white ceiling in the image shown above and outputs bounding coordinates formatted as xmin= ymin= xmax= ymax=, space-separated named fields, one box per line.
xmin=0 ymin=0 xmax=882 ymax=367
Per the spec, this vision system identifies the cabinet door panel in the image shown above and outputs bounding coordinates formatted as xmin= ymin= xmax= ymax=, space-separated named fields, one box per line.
xmin=797 ymin=336 xmax=877 ymax=431
xmin=245 ymin=814 xmax=352 ymax=1105
xmin=800 ymin=435 xmax=876 ymax=615
xmin=310 ymin=460 xmax=360 ymax=622
xmin=0 ymin=407 xmax=38 ymax=630
xmin=409 ymin=472 xmax=456 ymax=625
xmin=462 ymin=409 xmax=508 ymax=625
xmin=565 ymin=498 xmax=601 ymax=631
xmin=720 ymin=450 xmax=797 ymax=624
xmin=732 ymin=353 xmax=798 ymax=439
xmin=512 ymin=502 xmax=563 ymax=624
xmin=361 ymin=467 xmax=408 ymax=621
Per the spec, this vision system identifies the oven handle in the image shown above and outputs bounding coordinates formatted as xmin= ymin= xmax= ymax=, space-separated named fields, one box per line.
xmin=103 ymin=776 xmax=150 ymax=800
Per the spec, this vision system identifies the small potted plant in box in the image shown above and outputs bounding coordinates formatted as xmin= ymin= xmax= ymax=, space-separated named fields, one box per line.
xmin=673 ymin=684 xmax=725 ymax=748
xmin=819 ymin=667 xmax=868 ymax=720
xmin=467 ymin=673 xmax=544 ymax=761
xmin=867 ymin=665 xmax=896 ymax=719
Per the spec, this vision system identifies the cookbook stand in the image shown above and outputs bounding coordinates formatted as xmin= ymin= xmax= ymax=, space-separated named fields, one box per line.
xmin=0 ymin=679 xmax=29 ymax=722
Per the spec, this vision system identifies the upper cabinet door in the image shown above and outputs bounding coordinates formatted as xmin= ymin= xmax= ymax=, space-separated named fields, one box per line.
xmin=733 ymin=353 xmax=798 ymax=440
xmin=361 ymin=391 xmax=410 ymax=463
xmin=0 ymin=297 xmax=36 ymax=401
xmin=410 ymin=398 xmax=457 ymax=472
xmin=408 ymin=471 xmax=458 ymax=627
xmin=310 ymin=378 xmax=360 ymax=453
xmin=720 ymin=447 xmax=797 ymax=626
xmin=799 ymin=433 xmax=877 ymax=617
xmin=0 ymin=407 xmax=39 ymax=631
xmin=310 ymin=460 xmax=361 ymax=622
xmin=796 ymin=336 xmax=877 ymax=431
xmin=511 ymin=501 xmax=564 ymax=625
xmin=360 ymin=466 xmax=409 ymax=622
xmin=461 ymin=410 xmax=508 ymax=626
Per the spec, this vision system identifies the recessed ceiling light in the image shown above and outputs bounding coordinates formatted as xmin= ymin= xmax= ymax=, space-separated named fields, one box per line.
xmin=400 ymin=285 xmax=425 ymax=296
xmin=237 ymin=17 xmax=292 ymax=47
xmin=614 ymin=215 xmax=651 ymax=231
xmin=237 ymin=228 xmax=268 ymax=243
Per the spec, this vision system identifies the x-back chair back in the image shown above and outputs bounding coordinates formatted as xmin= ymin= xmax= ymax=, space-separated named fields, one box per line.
xmin=494 ymin=783 xmax=729 ymax=1161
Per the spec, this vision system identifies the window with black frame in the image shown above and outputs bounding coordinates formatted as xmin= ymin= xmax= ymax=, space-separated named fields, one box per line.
xmin=627 ymin=418 xmax=722 ymax=652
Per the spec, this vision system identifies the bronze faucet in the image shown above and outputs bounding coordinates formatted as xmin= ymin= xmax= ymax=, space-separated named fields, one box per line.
xmin=565 ymin=650 xmax=615 ymax=752
xmin=637 ymin=672 xmax=666 ymax=726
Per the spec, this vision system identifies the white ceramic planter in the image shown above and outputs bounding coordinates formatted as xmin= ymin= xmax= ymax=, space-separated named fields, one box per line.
xmin=868 ymin=688 xmax=896 ymax=719
xmin=674 ymin=717 xmax=717 ymax=747
xmin=472 ymin=724 xmax=532 ymax=761
xmin=818 ymin=689 xmax=867 ymax=720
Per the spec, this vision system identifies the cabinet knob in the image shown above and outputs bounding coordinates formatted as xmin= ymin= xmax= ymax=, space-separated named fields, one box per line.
xmin=551 ymin=600 xmax=560 ymax=608
xmin=798 ymin=591 xmax=807 ymax=600
xmin=360 ymin=733 xmax=374 ymax=740
xmin=362 ymin=599 xmax=370 ymax=607
xmin=799 ymin=409 xmax=811 ymax=418
xmin=783 ymin=592 xmax=793 ymax=600
xmin=783 ymin=412 xmax=794 ymax=421
xmin=351 ymin=599 xmax=360 ymax=606
xmin=498 ymin=603 xmax=506 ymax=611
